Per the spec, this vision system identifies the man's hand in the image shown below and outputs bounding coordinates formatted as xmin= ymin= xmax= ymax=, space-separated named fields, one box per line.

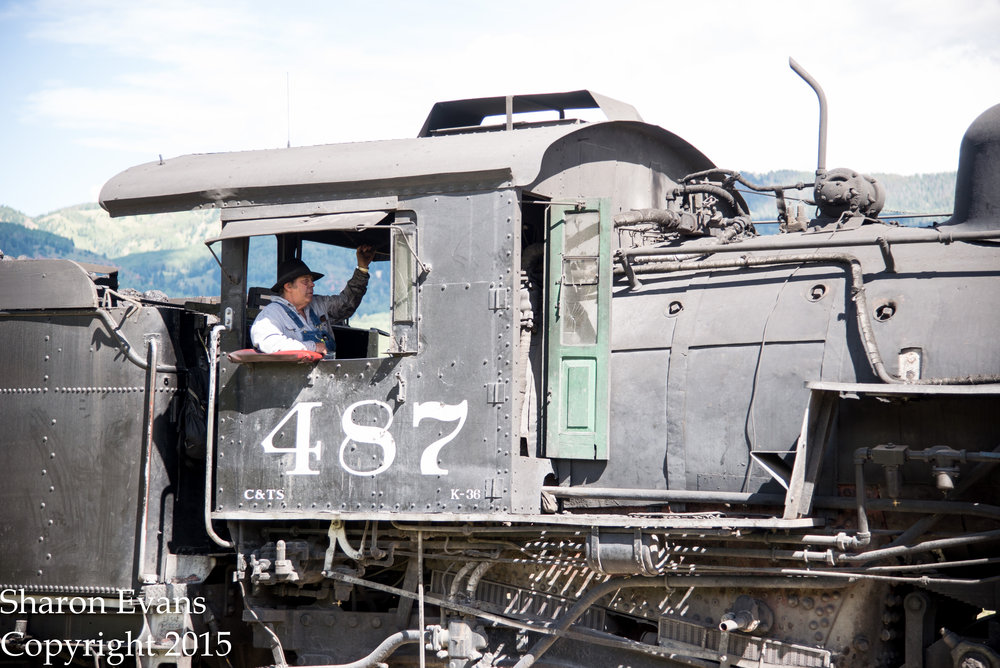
xmin=315 ymin=341 xmax=327 ymax=355
xmin=356 ymin=244 xmax=376 ymax=269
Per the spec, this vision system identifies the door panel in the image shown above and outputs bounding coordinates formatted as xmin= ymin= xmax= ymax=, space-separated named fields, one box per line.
xmin=545 ymin=201 xmax=611 ymax=459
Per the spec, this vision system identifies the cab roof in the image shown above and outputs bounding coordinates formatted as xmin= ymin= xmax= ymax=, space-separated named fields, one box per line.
xmin=99 ymin=90 xmax=713 ymax=217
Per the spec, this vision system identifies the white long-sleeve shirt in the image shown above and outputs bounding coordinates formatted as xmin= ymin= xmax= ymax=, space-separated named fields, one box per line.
xmin=250 ymin=267 xmax=369 ymax=353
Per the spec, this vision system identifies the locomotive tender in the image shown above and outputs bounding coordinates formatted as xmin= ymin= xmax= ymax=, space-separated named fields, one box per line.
xmin=2 ymin=63 xmax=1000 ymax=668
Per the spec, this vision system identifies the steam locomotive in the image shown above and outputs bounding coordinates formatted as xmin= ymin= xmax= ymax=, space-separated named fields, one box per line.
xmin=2 ymin=61 xmax=999 ymax=668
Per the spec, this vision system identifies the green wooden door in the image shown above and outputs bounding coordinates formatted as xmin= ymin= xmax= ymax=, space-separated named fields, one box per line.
xmin=545 ymin=200 xmax=611 ymax=459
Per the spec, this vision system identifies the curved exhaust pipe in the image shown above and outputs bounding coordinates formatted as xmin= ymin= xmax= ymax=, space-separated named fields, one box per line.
xmin=789 ymin=57 xmax=828 ymax=175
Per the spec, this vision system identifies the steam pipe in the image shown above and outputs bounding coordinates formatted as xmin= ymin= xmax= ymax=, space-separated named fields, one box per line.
xmin=824 ymin=497 xmax=1000 ymax=521
xmin=328 ymin=520 xmax=365 ymax=561
xmin=674 ymin=183 xmax=748 ymax=216
xmin=95 ymin=309 xmax=181 ymax=373
xmin=907 ymin=449 xmax=1000 ymax=464
xmin=735 ymin=567 xmax=1000 ymax=589
xmin=619 ymin=227 xmax=1000 ymax=257
xmin=135 ymin=337 xmax=159 ymax=584
xmin=286 ymin=630 xmax=425 ymax=668
xmin=682 ymin=168 xmax=813 ymax=193
xmin=719 ymin=610 xmax=756 ymax=632
xmin=540 ymin=485 xmax=1000 ymax=522
xmin=789 ymin=57 xmax=828 ymax=173
xmin=837 ymin=528 xmax=1000 ymax=564
xmin=614 ymin=208 xmax=687 ymax=228
xmin=465 ymin=561 xmax=494 ymax=596
xmin=886 ymin=445 xmax=1000 ymax=548
xmin=662 ymin=544 xmax=1000 ymax=569
xmin=851 ymin=446 xmax=1000 ymax=551
xmin=204 ymin=323 xmax=234 ymax=548
xmin=542 ymin=486 xmax=785 ymax=505
xmin=853 ymin=450 xmax=872 ymax=547
xmin=665 ymin=544 xmax=836 ymax=564
xmin=447 ymin=562 xmax=478 ymax=600
xmin=418 ymin=531 xmax=426 ymax=668
xmin=238 ymin=579 xmax=288 ymax=667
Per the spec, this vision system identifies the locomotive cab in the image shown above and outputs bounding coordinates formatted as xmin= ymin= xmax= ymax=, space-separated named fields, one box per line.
xmin=99 ymin=90 xmax=718 ymax=523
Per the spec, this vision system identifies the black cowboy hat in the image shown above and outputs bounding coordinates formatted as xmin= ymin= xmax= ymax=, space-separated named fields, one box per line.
xmin=271 ymin=258 xmax=324 ymax=293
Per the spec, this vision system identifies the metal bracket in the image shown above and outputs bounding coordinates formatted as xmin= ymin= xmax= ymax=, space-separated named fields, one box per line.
xmin=899 ymin=348 xmax=922 ymax=381
xmin=395 ymin=372 xmax=407 ymax=403
xmin=877 ymin=236 xmax=896 ymax=273
xmin=394 ymin=226 xmax=431 ymax=276
xmin=904 ymin=592 xmax=930 ymax=668
xmin=489 ymin=287 xmax=509 ymax=310
xmin=784 ymin=388 xmax=838 ymax=519
xmin=487 ymin=381 xmax=507 ymax=404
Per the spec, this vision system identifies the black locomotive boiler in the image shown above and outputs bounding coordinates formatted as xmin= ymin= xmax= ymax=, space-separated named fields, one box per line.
xmin=2 ymin=64 xmax=1000 ymax=668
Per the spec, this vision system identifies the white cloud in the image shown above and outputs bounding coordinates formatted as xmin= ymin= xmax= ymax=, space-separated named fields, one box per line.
xmin=5 ymin=0 xmax=1000 ymax=215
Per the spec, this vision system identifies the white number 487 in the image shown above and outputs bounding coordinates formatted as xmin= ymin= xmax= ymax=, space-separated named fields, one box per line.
xmin=260 ymin=399 xmax=468 ymax=477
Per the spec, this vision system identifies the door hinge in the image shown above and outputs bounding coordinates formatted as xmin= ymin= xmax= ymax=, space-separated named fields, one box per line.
xmin=489 ymin=287 xmax=509 ymax=310
xmin=486 ymin=381 xmax=507 ymax=404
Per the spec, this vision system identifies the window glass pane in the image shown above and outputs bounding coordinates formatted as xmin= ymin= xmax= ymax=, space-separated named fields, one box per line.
xmin=563 ymin=211 xmax=600 ymax=256
xmin=558 ymin=211 xmax=600 ymax=346
xmin=563 ymin=256 xmax=599 ymax=286
xmin=298 ymin=238 xmax=389 ymax=321
xmin=392 ymin=229 xmax=415 ymax=323
xmin=301 ymin=237 xmax=391 ymax=358
xmin=560 ymin=280 xmax=598 ymax=346
xmin=247 ymin=236 xmax=277 ymax=290
xmin=301 ymin=241 xmax=360 ymax=299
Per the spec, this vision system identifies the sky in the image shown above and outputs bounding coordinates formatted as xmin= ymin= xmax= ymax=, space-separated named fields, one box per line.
xmin=1 ymin=0 xmax=998 ymax=217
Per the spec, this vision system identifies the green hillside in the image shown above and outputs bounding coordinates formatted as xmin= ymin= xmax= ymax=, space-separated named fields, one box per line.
xmin=0 ymin=206 xmax=31 ymax=227
xmin=28 ymin=203 xmax=220 ymax=255
xmin=113 ymin=245 xmax=220 ymax=297
xmin=0 ymin=221 xmax=115 ymax=265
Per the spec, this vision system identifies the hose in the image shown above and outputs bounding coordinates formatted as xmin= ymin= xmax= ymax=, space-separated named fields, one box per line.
xmin=290 ymin=630 xmax=425 ymax=668
xmin=94 ymin=309 xmax=181 ymax=372
xmin=672 ymin=183 xmax=748 ymax=217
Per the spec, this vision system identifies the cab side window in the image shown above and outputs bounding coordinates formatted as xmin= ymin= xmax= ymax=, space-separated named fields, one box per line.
xmin=240 ymin=214 xmax=421 ymax=360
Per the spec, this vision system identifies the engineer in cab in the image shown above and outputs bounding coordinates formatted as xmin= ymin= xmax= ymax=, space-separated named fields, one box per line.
xmin=250 ymin=245 xmax=376 ymax=357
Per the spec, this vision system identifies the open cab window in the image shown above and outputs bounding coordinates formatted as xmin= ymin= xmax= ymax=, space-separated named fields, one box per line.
xmin=219 ymin=209 xmax=418 ymax=361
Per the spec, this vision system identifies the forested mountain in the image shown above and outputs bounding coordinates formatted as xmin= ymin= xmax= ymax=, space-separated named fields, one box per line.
xmin=0 ymin=170 xmax=957 ymax=306
xmin=0 ymin=206 xmax=31 ymax=226
xmin=740 ymin=171 xmax=956 ymax=225
xmin=0 ymin=221 xmax=110 ymax=264
xmin=27 ymin=203 xmax=220 ymax=256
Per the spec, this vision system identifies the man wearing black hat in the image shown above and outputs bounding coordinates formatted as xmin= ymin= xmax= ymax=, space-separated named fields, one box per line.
xmin=250 ymin=245 xmax=377 ymax=356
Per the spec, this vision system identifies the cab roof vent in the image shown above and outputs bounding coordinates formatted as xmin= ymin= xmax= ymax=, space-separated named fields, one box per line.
xmin=417 ymin=90 xmax=642 ymax=138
